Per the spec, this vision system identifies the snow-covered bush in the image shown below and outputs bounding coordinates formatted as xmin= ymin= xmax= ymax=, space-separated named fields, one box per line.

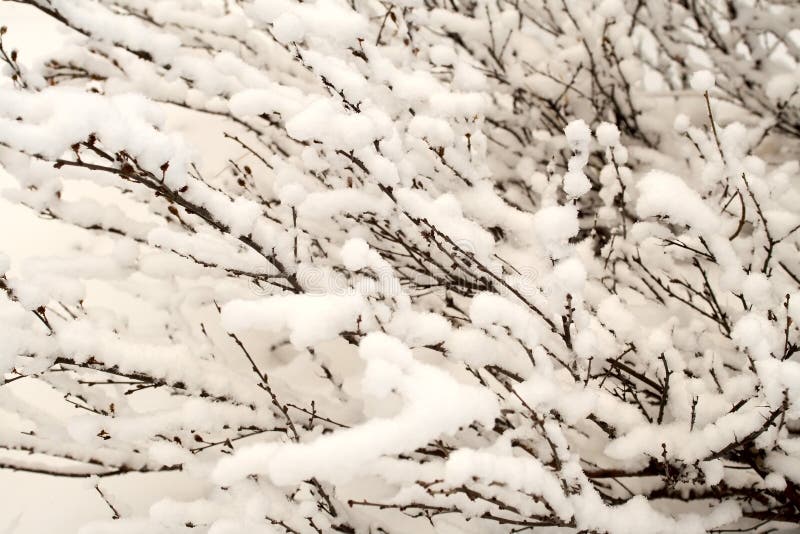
xmin=1 ymin=0 xmax=800 ymax=532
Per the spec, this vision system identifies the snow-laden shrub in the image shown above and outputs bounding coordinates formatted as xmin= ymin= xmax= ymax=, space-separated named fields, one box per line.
xmin=1 ymin=0 xmax=800 ymax=532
